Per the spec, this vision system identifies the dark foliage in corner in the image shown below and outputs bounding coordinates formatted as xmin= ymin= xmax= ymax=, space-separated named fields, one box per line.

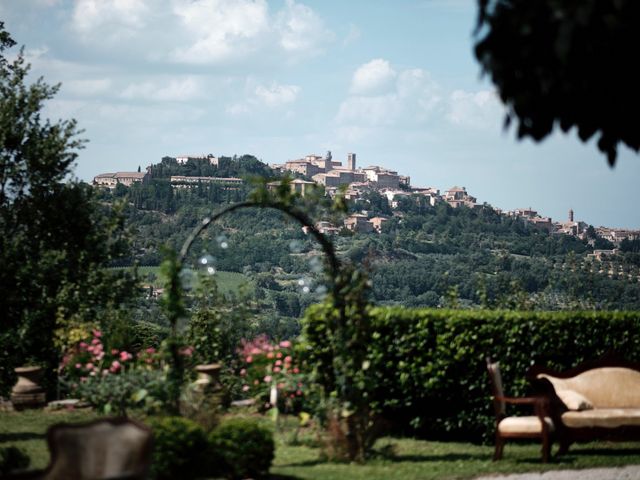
xmin=475 ymin=0 xmax=640 ymax=165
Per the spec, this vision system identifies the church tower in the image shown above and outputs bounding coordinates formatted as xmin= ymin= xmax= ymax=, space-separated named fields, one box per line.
xmin=347 ymin=152 xmax=356 ymax=171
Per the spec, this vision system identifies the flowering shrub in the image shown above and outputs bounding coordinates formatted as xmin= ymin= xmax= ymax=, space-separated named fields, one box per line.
xmin=59 ymin=329 xmax=161 ymax=384
xmin=238 ymin=335 xmax=307 ymax=412
xmin=59 ymin=329 xmax=194 ymax=415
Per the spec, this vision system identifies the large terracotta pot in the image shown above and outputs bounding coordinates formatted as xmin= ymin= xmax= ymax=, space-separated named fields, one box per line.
xmin=11 ymin=366 xmax=46 ymax=409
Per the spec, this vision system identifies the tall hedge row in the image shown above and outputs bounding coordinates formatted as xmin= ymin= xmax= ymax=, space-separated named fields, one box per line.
xmin=302 ymin=306 xmax=640 ymax=441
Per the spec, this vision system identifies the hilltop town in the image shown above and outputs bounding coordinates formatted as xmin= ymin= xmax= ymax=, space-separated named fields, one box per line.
xmin=93 ymin=151 xmax=639 ymax=250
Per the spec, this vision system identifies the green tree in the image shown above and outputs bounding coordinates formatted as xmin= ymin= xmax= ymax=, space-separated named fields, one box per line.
xmin=0 ymin=23 xmax=135 ymax=395
xmin=475 ymin=0 xmax=640 ymax=165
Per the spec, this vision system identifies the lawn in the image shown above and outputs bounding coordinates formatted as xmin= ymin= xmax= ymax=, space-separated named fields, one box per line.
xmin=110 ymin=266 xmax=253 ymax=295
xmin=2 ymin=410 xmax=640 ymax=479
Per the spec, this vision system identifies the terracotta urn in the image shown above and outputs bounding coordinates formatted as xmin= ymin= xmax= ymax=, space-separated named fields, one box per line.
xmin=11 ymin=366 xmax=46 ymax=409
xmin=194 ymin=363 xmax=222 ymax=392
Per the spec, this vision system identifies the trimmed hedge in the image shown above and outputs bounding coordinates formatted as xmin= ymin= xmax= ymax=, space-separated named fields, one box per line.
xmin=302 ymin=306 xmax=640 ymax=441
xmin=148 ymin=416 xmax=208 ymax=480
xmin=208 ymin=417 xmax=275 ymax=479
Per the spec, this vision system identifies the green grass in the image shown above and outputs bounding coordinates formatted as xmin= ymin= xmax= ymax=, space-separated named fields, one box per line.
xmin=110 ymin=266 xmax=253 ymax=294
xmin=2 ymin=410 xmax=640 ymax=479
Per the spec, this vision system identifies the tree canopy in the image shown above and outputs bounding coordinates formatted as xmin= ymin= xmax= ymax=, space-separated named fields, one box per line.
xmin=475 ymin=0 xmax=640 ymax=165
xmin=0 ymin=23 xmax=135 ymax=395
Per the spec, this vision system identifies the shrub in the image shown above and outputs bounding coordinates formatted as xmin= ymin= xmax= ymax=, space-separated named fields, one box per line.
xmin=75 ymin=369 xmax=168 ymax=416
xmin=208 ymin=417 xmax=275 ymax=479
xmin=0 ymin=446 xmax=30 ymax=475
xmin=238 ymin=335 xmax=308 ymax=413
xmin=302 ymin=305 xmax=640 ymax=441
xmin=148 ymin=416 xmax=208 ymax=480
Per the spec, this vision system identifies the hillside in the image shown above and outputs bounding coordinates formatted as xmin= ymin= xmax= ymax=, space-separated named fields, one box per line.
xmin=96 ymin=156 xmax=640 ymax=315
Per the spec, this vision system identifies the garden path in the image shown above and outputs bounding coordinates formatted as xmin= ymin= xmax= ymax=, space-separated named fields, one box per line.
xmin=475 ymin=465 xmax=640 ymax=480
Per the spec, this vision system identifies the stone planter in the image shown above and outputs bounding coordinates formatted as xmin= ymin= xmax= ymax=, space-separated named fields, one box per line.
xmin=193 ymin=363 xmax=222 ymax=393
xmin=11 ymin=366 xmax=46 ymax=410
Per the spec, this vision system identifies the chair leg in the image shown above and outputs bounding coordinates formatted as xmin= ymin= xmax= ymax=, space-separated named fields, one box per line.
xmin=557 ymin=438 xmax=571 ymax=456
xmin=494 ymin=435 xmax=505 ymax=461
xmin=541 ymin=433 xmax=551 ymax=463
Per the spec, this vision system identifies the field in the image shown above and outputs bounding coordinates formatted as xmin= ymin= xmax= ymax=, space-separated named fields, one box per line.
xmin=110 ymin=266 xmax=253 ymax=295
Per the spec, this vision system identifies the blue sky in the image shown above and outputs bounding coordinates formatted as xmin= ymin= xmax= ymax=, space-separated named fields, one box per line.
xmin=2 ymin=0 xmax=639 ymax=228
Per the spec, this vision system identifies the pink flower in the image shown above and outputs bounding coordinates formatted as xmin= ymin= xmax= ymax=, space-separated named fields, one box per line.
xmin=275 ymin=360 xmax=282 ymax=366
xmin=266 ymin=352 xmax=274 ymax=359
xmin=296 ymin=390 xmax=303 ymax=396
xmin=277 ymin=382 xmax=285 ymax=389
xmin=240 ymin=369 xmax=247 ymax=376
xmin=246 ymin=356 xmax=253 ymax=363
xmin=242 ymin=385 xmax=250 ymax=392
xmin=251 ymin=347 xmax=262 ymax=355
xmin=79 ymin=342 xmax=88 ymax=349
xmin=92 ymin=329 xmax=102 ymax=338
xmin=273 ymin=367 xmax=281 ymax=373
xmin=87 ymin=346 xmax=95 ymax=354
xmin=91 ymin=338 xmax=100 ymax=345
xmin=96 ymin=352 xmax=105 ymax=361
xmin=179 ymin=346 xmax=194 ymax=357
xmin=75 ymin=363 xmax=82 ymax=369
xmin=145 ymin=347 xmax=156 ymax=354
xmin=290 ymin=394 xmax=295 ymax=399
xmin=86 ymin=362 xmax=94 ymax=370
xmin=109 ymin=360 xmax=121 ymax=373
xmin=293 ymin=367 xmax=300 ymax=374
xmin=276 ymin=352 xmax=283 ymax=359
xmin=111 ymin=349 xmax=119 ymax=355
xmin=284 ymin=356 xmax=292 ymax=363
xmin=263 ymin=375 xmax=272 ymax=383
xmin=279 ymin=340 xmax=292 ymax=348
xmin=119 ymin=351 xmax=132 ymax=361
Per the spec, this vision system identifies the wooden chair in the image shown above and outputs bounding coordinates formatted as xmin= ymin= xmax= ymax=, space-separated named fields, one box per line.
xmin=6 ymin=417 xmax=153 ymax=480
xmin=486 ymin=358 xmax=554 ymax=462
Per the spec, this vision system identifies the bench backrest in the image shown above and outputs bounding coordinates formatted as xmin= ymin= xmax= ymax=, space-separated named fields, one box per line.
xmin=539 ymin=367 xmax=640 ymax=408
xmin=44 ymin=418 xmax=152 ymax=480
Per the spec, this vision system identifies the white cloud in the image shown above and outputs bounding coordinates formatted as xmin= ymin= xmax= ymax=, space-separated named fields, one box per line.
xmin=276 ymin=0 xmax=333 ymax=55
xmin=72 ymin=0 xmax=149 ymax=39
xmin=23 ymin=46 xmax=49 ymax=64
xmin=338 ymin=60 xmax=442 ymax=132
xmin=226 ymin=103 xmax=250 ymax=116
xmin=336 ymin=95 xmax=400 ymax=127
xmin=121 ymin=77 xmax=204 ymax=102
xmin=254 ymin=83 xmax=300 ymax=107
xmin=227 ymin=81 xmax=301 ymax=114
xmin=65 ymin=78 xmax=112 ymax=96
xmin=171 ymin=0 xmax=332 ymax=64
xmin=447 ymin=89 xmax=504 ymax=129
xmin=343 ymin=23 xmax=361 ymax=46
xmin=350 ymin=59 xmax=396 ymax=95
xmin=337 ymin=60 xmax=505 ymax=140
xmin=171 ymin=0 xmax=270 ymax=64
